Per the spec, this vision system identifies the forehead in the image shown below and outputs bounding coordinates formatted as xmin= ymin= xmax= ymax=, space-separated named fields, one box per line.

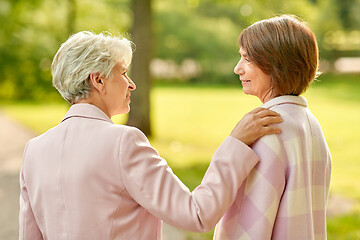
xmin=239 ymin=48 xmax=247 ymax=55
xmin=114 ymin=61 xmax=128 ymax=71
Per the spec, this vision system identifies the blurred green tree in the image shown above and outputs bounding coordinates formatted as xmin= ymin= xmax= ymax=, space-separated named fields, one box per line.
xmin=1 ymin=0 xmax=359 ymax=104
xmin=0 ymin=0 xmax=66 ymax=101
xmin=335 ymin=0 xmax=355 ymax=30
xmin=67 ymin=0 xmax=76 ymax=35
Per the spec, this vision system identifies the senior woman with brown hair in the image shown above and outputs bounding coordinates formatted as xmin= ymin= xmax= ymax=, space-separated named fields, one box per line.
xmin=19 ymin=31 xmax=282 ymax=239
xmin=214 ymin=15 xmax=332 ymax=240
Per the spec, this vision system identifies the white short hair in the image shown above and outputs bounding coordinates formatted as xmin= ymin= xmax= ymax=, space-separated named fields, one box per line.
xmin=51 ymin=31 xmax=133 ymax=104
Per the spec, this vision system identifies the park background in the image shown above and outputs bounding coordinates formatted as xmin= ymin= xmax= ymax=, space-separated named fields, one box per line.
xmin=0 ymin=0 xmax=359 ymax=239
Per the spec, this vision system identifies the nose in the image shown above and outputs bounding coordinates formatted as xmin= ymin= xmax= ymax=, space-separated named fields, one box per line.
xmin=128 ymin=78 xmax=136 ymax=90
xmin=234 ymin=60 xmax=244 ymax=75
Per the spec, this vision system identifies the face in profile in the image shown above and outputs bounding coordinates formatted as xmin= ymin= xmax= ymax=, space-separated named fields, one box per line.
xmin=234 ymin=48 xmax=274 ymax=103
xmin=104 ymin=61 xmax=136 ymax=116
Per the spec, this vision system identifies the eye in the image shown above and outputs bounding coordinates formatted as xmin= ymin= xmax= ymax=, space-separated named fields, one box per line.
xmin=241 ymin=54 xmax=251 ymax=63
xmin=239 ymin=50 xmax=251 ymax=63
xmin=240 ymin=56 xmax=250 ymax=63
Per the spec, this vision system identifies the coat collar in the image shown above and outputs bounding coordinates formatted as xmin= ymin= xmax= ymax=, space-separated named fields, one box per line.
xmin=261 ymin=95 xmax=308 ymax=109
xmin=62 ymin=103 xmax=113 ymax=123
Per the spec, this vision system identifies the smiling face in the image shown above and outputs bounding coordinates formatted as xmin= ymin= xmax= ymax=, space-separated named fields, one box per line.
xmin=104 ymin=61 xmax=136 ymax=116
xmin=234 ymin=48 xmax=275 ymax=103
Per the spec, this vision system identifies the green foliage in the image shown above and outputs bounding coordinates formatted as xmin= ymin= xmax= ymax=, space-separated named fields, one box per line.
xmin=0 ymin=0 xmax=131 ymax=101
xmin=0 ymin=0 xmax=64 ymax=100
xmin=153 ymin=0 xmax=323 ymax=84
xmin=1 ymin=0 xmax=360 ymax=100
xmin=154 ymin=0 xmax=242 ymax=83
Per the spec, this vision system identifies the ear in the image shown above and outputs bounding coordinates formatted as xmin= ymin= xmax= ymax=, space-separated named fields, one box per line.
xmin=89 ymin=72 xmax=105 ymax=93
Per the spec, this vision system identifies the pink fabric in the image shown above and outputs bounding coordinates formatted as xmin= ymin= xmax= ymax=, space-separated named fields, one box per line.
xmin=214 ymin=96 xmax=332 ymax=240
xmin=19 ymin=103 xmax=259 ymax=240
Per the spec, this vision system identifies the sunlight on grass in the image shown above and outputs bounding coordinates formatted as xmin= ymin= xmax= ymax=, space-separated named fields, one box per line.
xmin=327 ymin=213 xmax=360 ymax=240
xmin=151 ymin=87 xmax=260 ymax=168
xmin=304 ymin=95 xmax=360 ymax=201
xmin=0 ymin=102 xmax=69 ymax=133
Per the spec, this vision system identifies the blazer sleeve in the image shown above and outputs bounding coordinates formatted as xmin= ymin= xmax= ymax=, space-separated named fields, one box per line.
xmin=118 ymin=127 xmax=259 ymax=232
xmin=19 ymin=143 xmax=43 ymax=240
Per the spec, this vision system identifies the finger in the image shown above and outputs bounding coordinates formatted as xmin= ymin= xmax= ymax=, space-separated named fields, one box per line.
xmin=261 ymin=126 xmax=282 ymax=135
xmin=260 ymin=115 xmax=283 ymax=126
xmin=249 ymin=107 xmax=266 ymax=114
xmin=256 ymin=109 xmax=281 ymax=118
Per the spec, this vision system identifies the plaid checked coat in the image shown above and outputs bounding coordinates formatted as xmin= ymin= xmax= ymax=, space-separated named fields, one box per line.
xmin=214 ymin=96 xmax=332 ymax=240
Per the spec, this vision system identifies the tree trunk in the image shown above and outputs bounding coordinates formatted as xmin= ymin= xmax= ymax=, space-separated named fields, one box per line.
xmin=127 ymin=0 xmax=152 ymax=136
xmin=67 ymin=0 xmax=76 ymax=35
xmin=335 ymin=0 xmax=353 ymax=29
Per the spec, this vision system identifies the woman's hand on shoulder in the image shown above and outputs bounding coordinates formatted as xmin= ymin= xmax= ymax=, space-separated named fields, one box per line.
xmin=230 ymin=107 xmax=282 ymax=146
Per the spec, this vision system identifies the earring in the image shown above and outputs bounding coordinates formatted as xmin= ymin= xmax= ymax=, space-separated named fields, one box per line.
xmin=102 ymin=89 xmax=106 ymax=94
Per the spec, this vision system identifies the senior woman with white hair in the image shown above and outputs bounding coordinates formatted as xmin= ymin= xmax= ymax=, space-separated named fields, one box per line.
xmin=19 ymin=31 xmax=282 ymax=240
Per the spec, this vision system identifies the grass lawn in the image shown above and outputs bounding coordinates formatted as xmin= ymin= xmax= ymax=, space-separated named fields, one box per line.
xmin=1 ymin=73 xmax=360 ymax=239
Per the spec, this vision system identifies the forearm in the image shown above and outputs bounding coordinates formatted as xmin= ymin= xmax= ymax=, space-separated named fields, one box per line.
xmin=120 ymin=129 xmax=259 ymax=232
xmin=188 ymin=136 xmax=259 ymax=231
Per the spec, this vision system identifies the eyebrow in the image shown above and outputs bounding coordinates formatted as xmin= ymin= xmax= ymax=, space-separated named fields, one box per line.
xmin=239 ymin=53 xmax=248 ymax=58
xmin=116 ymin=64 xmax=127 ymax=73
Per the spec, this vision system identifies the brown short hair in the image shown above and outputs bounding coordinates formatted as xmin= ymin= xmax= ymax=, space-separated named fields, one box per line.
xmin=239 ymin=15 xmax=318 ymax=96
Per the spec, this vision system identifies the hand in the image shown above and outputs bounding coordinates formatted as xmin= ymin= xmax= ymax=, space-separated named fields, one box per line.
xmin=230 ymin=107 xmax=283 ymax=146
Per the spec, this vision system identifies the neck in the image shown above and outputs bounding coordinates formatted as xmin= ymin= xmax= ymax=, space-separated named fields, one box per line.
xmin=77 ymin=92 xmax=111 ymax=118
xmin=260 ymin=88 xmax=279 ymax=104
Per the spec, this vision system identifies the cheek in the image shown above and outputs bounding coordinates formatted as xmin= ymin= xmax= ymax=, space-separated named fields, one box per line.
xmin=263 ymin=74 xmax=272 ymax=87
xmin=121 ymin=80 xmax=129 ymax=91
xmin=259 ymin=76 xmax=272 ymax=92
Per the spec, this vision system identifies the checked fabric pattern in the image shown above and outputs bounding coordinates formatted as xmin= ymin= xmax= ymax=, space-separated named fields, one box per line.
xmin=214 ymin=96 xmax=331 ymax=240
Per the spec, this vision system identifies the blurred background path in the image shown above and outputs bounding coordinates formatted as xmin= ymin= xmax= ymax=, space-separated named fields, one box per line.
xmin=0 ymin=111 xmax=35 ymax=239
xmin=0 ymin=111 xmax=354 ymax=240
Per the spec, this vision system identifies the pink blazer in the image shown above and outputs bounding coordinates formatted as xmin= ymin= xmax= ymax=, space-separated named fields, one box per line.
xmin=19 ymin=103 xmax=259 ymax=240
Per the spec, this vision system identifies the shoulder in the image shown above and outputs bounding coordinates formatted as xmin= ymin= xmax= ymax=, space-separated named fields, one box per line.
xmin=250 ymin=133 xmax=288 ymax=182
xmin=267 ymin=103 xmax=309 ymax=139
xmin=106 ymin=125 xmax=150 ymax=148
xmin=252 ymin=106 xmax=288 ymax=170
xmin=269 ymin=101 xmax=307 ymax=125
xmin=253 ymin=133 xmax=282 ymax=159
xmin=24 ymin=124 xmax=61 ymax=153
xmin=108 ymin=124 xmax=147 ymax=138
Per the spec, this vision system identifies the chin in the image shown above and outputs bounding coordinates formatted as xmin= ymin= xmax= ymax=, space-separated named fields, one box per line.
xmin=121 ymin=106 xmax=131 ymax=114
xmin=242 ymin=89 xmax=251 ymax=96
